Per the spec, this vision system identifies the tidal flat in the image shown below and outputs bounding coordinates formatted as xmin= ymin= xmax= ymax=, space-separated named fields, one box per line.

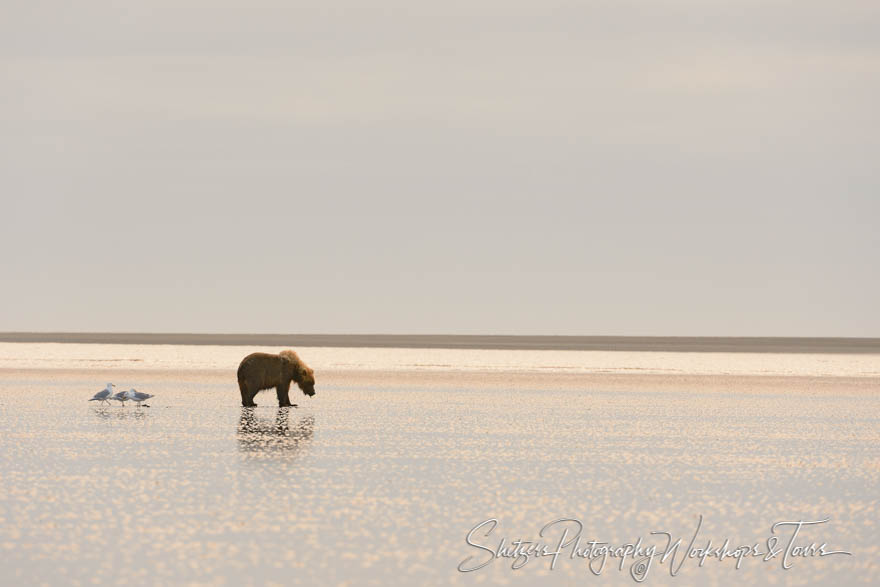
xmin=0 ymin=346 xmax=878 ymax=585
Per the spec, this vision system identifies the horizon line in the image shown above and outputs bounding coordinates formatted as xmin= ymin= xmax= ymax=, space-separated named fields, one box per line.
xmin=1 ymin=332 xmax=878 ymax=354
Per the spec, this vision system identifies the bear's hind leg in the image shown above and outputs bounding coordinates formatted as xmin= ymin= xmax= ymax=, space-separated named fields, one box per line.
xmin=240 ymin=380 xmax=258 ymax=407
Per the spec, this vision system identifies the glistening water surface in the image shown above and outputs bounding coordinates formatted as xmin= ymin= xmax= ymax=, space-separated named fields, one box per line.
xmin=1 ymin=342 xmax=878 ymax=376
xmin=0 ymin=354 xmax=878 ymax=585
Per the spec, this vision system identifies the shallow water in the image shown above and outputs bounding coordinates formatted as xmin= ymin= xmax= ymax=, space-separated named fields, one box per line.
xmin=0 ymin=361 xmax=878 ymax=585
xmin=1 ymin=342 xmax=879 ymax=376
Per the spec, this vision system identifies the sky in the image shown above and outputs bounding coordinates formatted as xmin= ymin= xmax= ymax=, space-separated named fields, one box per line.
xmin=1 ymin=1 xmax=878 ymax=336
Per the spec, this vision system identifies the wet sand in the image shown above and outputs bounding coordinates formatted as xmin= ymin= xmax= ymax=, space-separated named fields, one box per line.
xmin=0 ymin=366 xmax=877 ymax=585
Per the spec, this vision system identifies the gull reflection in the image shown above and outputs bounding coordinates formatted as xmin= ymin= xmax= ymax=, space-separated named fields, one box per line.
xmin=91 ymin=406 xmax=148 ymax=421
xmin=238 ymin=407 xmax=314 ymax=456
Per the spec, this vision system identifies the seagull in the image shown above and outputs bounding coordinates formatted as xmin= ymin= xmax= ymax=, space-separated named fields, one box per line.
xmin=112 ymin=390 xmax=130 ymax=406
xmin=89 ymin=383 xmax=116 ymax=406
xmin=124 ymin=388 xmax=154 ymax=407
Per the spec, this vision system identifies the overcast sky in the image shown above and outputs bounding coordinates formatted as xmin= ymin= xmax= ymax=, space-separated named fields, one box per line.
xmin=1 ymin=1 xmax=877 ymax=336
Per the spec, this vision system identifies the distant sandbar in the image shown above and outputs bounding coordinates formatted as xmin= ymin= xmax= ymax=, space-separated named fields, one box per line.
xmin=0 ymin=332 xmax=878 ymax=353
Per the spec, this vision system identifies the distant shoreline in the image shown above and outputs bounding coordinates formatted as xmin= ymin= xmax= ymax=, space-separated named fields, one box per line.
xmin=0 ymin=333 xmax=878 ymax=353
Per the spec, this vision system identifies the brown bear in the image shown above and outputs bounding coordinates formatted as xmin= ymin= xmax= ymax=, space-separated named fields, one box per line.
xmin=237 ymin=350 xmax=316 ymax=407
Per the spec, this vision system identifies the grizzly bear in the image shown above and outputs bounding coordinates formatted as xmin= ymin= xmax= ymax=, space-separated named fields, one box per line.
xmin=237 ymin=350 xmax=316 ymax=407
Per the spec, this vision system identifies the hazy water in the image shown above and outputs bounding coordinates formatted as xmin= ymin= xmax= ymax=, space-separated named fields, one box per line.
xmin=0 ymin=346 xmax=878 ymax=585
xmin=1 ymin=342 xmax=879 ymax=376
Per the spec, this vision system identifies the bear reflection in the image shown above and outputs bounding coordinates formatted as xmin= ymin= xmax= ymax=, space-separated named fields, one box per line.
xmin=237 ymin=407 xmax=314 ymax=456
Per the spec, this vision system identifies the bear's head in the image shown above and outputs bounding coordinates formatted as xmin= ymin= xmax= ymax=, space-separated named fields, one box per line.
xmin=280 ymin=350 xmax=316 ymax=397
xmin=297 ymin=366 xmax=316 ymax=397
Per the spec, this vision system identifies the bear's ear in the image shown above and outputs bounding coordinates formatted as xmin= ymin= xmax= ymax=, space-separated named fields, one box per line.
xmin=295 ymin=365 xmax=314 ymax=383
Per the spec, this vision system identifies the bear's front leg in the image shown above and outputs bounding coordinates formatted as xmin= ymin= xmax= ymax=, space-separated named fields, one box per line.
xmin=276 ymin=381 xmax=293 ymax=407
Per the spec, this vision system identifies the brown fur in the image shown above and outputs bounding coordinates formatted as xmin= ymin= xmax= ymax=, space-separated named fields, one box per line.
xmin=237 ymin=350 xmax=316 ymax=407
